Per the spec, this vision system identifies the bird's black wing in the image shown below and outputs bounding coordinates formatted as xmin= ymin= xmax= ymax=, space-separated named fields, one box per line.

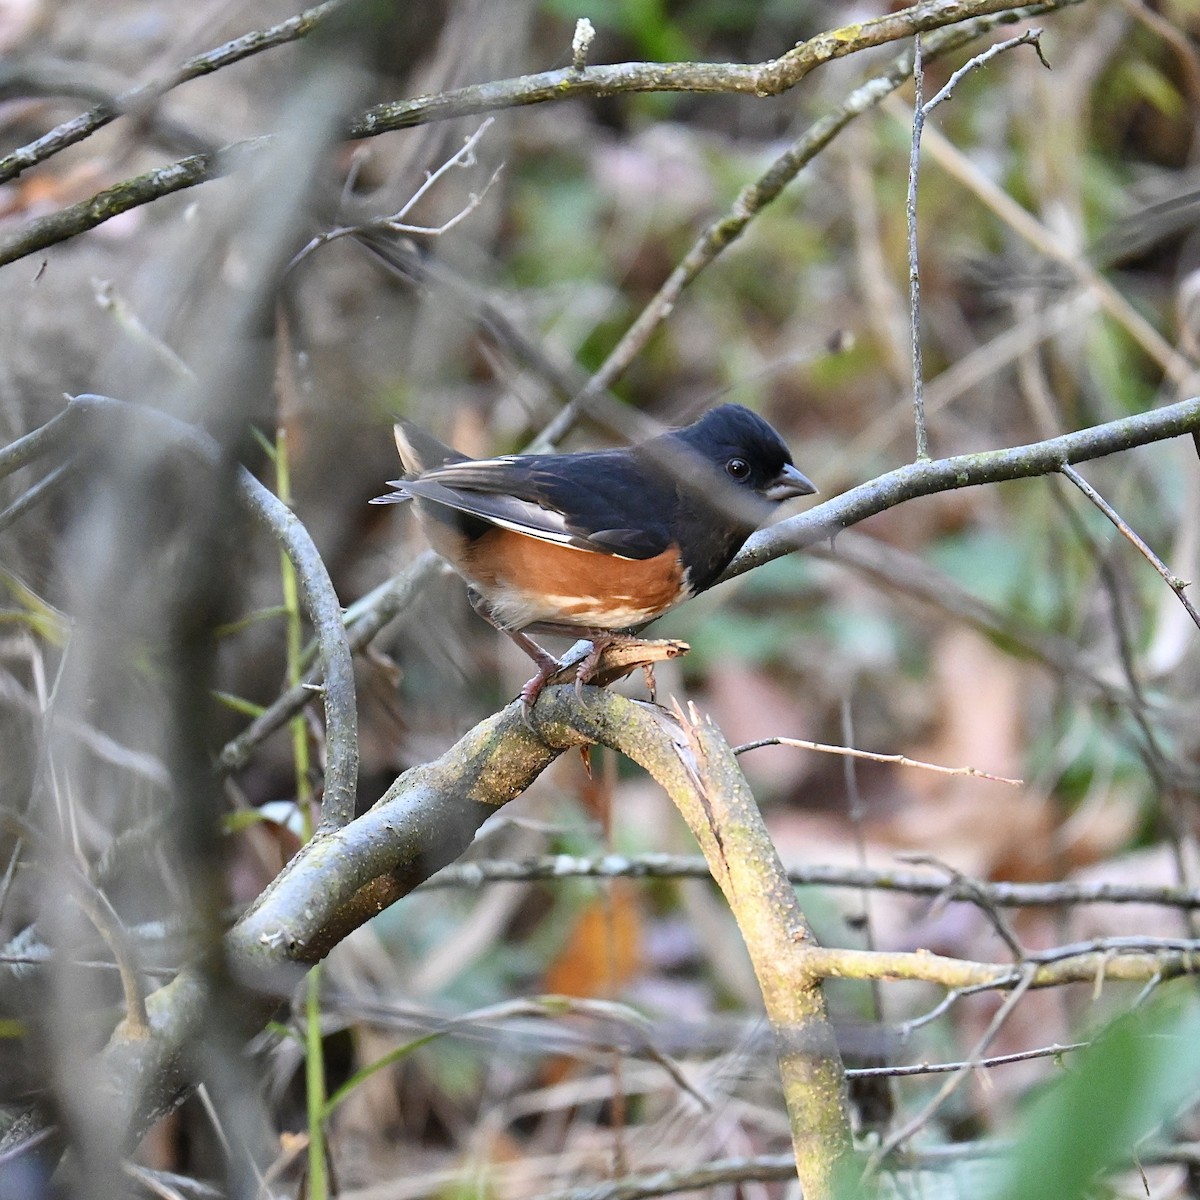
xmin=399 ymin=450 xmax=678 ymax=559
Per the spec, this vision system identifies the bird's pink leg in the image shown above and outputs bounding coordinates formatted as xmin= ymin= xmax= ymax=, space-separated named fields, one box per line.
xmin=468 ymin=590 xmax=562 ymax=717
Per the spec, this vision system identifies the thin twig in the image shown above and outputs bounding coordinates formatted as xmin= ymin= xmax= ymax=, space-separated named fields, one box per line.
xmin=1060 ymin=463 xmax=1200 ymax=634
xmin=726 ymin=394 xmax=1200 ymax=580
xmin=923 ymin=27 xmax=1049 ymax=113
xmin=733 ymin=735 xmax=1022 ymax=785
xmin=0 ymin=460 xmax=72 ymax=536
xmin=847 ymin=1038 xmax=1087 ymax=1077
xmin=907 ymin=29 xmax=1048 ymax=460
xmin=899 ymin=854 xmax=1027 ymax=958
xmin=417 ymin=851 xmax=1200 ymax=911
xmin=898 ymin=988 xmax=965 ymax=1037
xmin=907 ymin=33 xmax=929 ymax=458
xmin=869 ymin=966 xmax=1037 ymax=1168
xmin=287 ymin=119 xmax=501 ymax=273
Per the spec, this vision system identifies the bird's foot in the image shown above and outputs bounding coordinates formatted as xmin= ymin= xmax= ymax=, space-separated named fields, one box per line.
xmin=574 ymin=633 xmax=624 ymax=699
xmin=520 ymin=635 xmax=690 ymax=727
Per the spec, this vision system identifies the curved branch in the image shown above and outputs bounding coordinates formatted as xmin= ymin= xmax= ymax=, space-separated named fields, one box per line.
xmin=226 ymin=688 xmax=853 ymax=1195
xmin=232 ymin=471 xmax=358 ymax=829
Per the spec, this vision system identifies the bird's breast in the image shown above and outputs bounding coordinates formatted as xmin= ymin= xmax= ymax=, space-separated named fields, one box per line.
xmin=459 ymin=527 xmax=691 ymax=631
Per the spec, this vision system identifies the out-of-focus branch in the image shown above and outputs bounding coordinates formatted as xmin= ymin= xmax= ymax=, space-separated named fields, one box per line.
xmin=1060 ymin=463 xmax=1200 ymax=633
xmin=419 ymin=851 xmax=1200 ymax=912
xmin=522 ymin=1141 xmax=1200 ymax=1200
xmin=0 ymin=0 xmax=348 ymax=185
xmin=0 ymin=396 xmax=360 ymax=828
xmin=217 ymin=549 xmax=441 ymax=775
xmin=0 ymin=0 xmax=1084 ymax=271
xmin=0 ymin=147 xmax=233 ymax=269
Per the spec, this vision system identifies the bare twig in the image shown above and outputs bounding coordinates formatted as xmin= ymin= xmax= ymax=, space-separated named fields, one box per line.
xmin=907 ymin=33 xmax=929 ymax=459
xmin=848 ymin=1039 xmax=1088 ymax=1078
xmin=734 ymin=734 xmax=1023 ymax=785
xmin=907 ymin=29 xmax=1049 ymax=459
xmin=0 ymin=460 xmax=72 ymax=536
xmin=287 ymin=120 xmax=501 ymax=273
xmin=870 ymin=968 xmax=1037 ymax=1167
xmin=899 ymin=853 xmax=1027 ymax=958
xmin=1060 ymin=463 xmax=1200 ymax=634
xmin=0 ymin=149 xmax=224 ymax=269
xmin=417 ymin=851 xmax=1200 ymax=911
xmin=529 ymin=1154 xmax=800 ymax=1200
xmin=353 ymin=0 xmax=1081 ymax=137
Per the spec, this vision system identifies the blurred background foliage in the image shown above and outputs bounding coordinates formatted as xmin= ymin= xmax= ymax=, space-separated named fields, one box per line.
xmin=1 ymin=0 xmax=1200 ymax=1195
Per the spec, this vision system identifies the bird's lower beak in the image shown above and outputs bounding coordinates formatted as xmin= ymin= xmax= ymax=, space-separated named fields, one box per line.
xmin=761 ymin=462 xmax=818 ymax=502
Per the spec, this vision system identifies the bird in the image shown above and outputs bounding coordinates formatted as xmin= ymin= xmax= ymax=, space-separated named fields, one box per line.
xmin=372 ymin=403 xmax=816 ymax=710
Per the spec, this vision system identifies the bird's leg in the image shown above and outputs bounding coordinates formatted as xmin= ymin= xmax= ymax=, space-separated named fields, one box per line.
xmin=509 ymin=629 xmax=565 ymax=710
xmin=467 ymin=590 xmax=562 ymax=714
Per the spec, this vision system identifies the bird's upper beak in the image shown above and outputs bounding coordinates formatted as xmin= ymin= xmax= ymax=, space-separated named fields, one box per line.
xmin=761 ymin=462 xmax=818 ymax=502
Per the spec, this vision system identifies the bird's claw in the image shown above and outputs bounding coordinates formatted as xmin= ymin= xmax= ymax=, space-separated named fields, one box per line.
xmin=519 ymin=661 xmax=560 ymax=730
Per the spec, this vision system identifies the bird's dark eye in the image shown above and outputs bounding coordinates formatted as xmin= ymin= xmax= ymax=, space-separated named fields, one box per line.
xmin=725 ymin=457 xmax=750 ymax=480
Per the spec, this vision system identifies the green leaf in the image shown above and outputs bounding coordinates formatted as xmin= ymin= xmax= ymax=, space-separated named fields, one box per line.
xmin=322 ymin=1032 xmax=447 ymax=1120
xmin=212 ymin=690 xmax=267 ymax=718
xmin=993 ymin=988 xmax=1200 ymax=1200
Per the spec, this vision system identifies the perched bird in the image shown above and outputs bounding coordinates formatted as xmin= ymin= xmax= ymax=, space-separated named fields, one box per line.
xmin=372 ymin=404 xmax=816 ymax=708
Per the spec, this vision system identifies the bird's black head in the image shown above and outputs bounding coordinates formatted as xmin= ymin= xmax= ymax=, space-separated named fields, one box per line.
xmin=670 ymin=404 xmax=815 ymax=505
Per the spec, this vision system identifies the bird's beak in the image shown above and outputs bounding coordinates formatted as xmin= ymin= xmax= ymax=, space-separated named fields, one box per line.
xmin=761 ymin=462 xmax=817 ymax=502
